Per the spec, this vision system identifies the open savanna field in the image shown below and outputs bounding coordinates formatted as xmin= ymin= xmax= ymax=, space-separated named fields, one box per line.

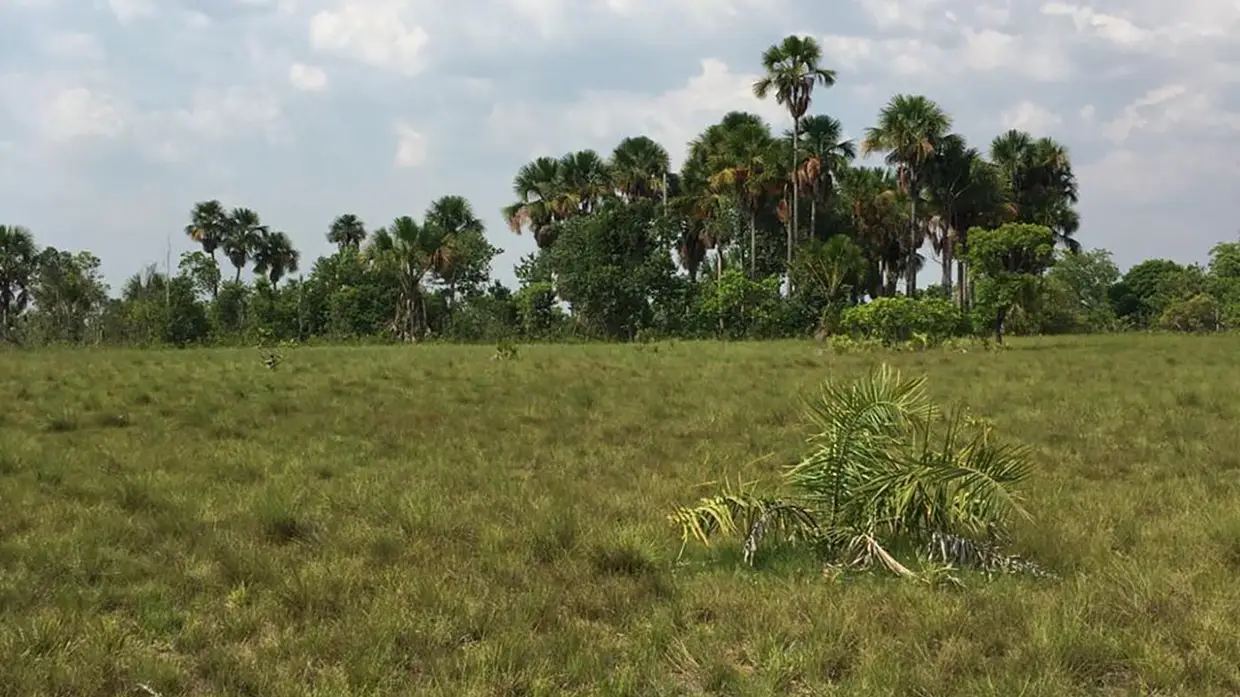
xmin=2 ymin=334 xmax=1240 ymax=696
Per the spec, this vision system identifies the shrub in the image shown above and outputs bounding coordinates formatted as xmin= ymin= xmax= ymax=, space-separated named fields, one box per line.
xmin=669 ymin=365 xmax=1048 ymax=581
xmin=838 ymin=296 xmax=963 ymax=345
xmin=1157 ymin=293 xmax=1223 ymax=332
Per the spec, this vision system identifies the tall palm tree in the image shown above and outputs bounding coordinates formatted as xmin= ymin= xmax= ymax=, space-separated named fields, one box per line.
xmin=185 ymin=200 xmax=228 ymax=265
xmin=222 ymin=207 xmax=266 ymax=282
xmin=0 ymin=224 xmax=38 ymax=338
xmin=922 ymin=134 xmax=975 ymax=294
xmin=609 ymin=136 xmax=671 ymax=202
xmin=753 ymin=35 xmax=837 ymax=268
xmin=503 ymin=156 xmax=564 ymax=248
xmin=677 ymin=112 xmax=772 ymax=279
xmin=861 ymin=94 xmax=952 ymax=295
xmin=252 ymin=230 xmax=300 ymax=287
xmin=368 ymin=215 xmax=455 ymax=341
xmin=556 ymin=150 xmax=613 ymax=215
xmin=990 ymin=130 xmax=1081 ymax=252
xmin=327 ymin=214 xmax=367 ymax=252
xmin=707 ymin=120 xmax=779 ymax=278
xmin=790 ymin=114 xmax=855 ymax=238
xmin=839 ymin=166 xmax=911 ymax=298
xmin=424 ymin=195 xmax=485 ymax=309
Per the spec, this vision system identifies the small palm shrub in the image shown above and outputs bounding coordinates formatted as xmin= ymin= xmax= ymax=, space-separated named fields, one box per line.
xmin=669 ymin=364 xmax=1049 ymax=580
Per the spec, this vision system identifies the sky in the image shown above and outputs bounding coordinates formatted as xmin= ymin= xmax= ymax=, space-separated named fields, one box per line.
xmin=1 ymin=0 xmax=1238 ymax=291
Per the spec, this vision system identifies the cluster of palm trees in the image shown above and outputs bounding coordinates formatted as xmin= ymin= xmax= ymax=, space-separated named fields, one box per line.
xmin=185 ymin=200 xmax=301 ymax=291
xmin=503 ymin=35 xmax=1079 ymax=304
xmin=184 ymin=196 xmax=489 ymax=341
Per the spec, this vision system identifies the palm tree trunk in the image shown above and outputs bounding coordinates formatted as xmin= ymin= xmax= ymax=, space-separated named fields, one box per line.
xmin=749 ymin=211 xmax=757 ymax=279
xmin=790 ymin=117 xmax=799 ymax=271
xmin=940 ymin=230 xmax=953 ymax=294
xmin=810 ymin=197 xmax=818 ymax=240
xmin=906 ymin=182 xmax=917 ymax=296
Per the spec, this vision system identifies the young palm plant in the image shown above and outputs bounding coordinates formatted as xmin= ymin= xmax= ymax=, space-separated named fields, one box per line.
xmin=669 ymin=364 xmax=1046 ymax=580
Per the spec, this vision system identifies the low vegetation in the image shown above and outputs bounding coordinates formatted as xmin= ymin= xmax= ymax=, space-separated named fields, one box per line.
xmin=671 ymin=364 xmax=1043 ymax=581
xmin=3 ymin=334 xmax=1240 ymax=695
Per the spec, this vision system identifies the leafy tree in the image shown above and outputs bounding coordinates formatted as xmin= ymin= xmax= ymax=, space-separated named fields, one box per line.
xmin=1109 ymin=259 xmax=1205 ymax=328
xmin=28 ymin=248 xmax=109 ymax=343
xmin=753 ymin=35 xmax=837 ymax=266
xmin=1037 ymin=248 xmax=1120 ymax=333
xmin=544 ymin=200 xmax=680 ymax=339
xmin=178 ymin=251 xmax=222 ymax=300
xmin=965 ymin=223 xmax=1056 ymax=342
xmin=0 ymin=224 xmax=38 ymax=340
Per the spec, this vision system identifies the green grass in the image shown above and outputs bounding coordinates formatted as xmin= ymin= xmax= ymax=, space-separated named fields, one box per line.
xmin=2 ymin=334 xmax=1240 ymax=696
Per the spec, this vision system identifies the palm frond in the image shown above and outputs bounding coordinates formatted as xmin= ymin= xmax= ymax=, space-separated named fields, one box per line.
xmin=668 ymin=477 xmax=817 ymax=564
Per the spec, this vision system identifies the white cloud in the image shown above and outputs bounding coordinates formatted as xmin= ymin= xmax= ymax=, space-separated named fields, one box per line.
xmin=818 ymin=29 xmax=1070 ymax=81
xmin=999 ymin=100 xmax=1061 ymax=132
xmin=40 ymin=31 xmax=105 ymax=60
xmin=487 ymin=58 xmax=792 ymax=168
xmin=288 ymin=62 xmax=328 ymax=91
xmin=309 ymin=0 xmax=430 ymax=75
xmin=1097 ymin=84 xmax=1240 ymax=144
xmin=393 ymin=122 xmax=427 ymax=168
xmin=106 ymin=0 xmax=154 ymax=23
xmin=38 ymin=86 xmax=129 ymax=141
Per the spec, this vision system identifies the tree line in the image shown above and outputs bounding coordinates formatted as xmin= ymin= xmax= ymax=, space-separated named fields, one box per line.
xmin=1 ymin=35 xmax=1237 ymax=347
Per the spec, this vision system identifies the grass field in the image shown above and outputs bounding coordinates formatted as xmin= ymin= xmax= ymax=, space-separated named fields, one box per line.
xmin=3 ymin=334 xmax=1240 ymax=696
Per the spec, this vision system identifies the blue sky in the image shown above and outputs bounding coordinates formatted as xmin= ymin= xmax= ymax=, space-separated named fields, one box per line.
xmin=2 ymin=0 xmax=1238 ymax=290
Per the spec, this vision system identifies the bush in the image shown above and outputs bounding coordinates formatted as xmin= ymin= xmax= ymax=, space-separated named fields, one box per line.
xmin=839 ymin=296 xmax=963 ymax=345
xmin=1157 ymin=293 xmax=1223 ymax=332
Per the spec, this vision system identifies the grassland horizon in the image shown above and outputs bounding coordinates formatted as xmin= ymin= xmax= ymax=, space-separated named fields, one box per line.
xmin=3 ymin=334 xmax=1239 ymax=696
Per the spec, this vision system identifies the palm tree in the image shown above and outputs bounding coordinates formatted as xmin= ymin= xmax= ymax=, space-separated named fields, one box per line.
xmin=609 ymin=136 xmax=671 ymax=202
xmin=327 ymin=214 xmax=367 ymax=252
xmin=253 ymin=230 xmax=300 ymax=287
xmin=753 ymin=35 xmax=837 ymax=268
xmin=861 ymin=94 xmax=952 ymax=295
xmin=840 ymin=166 xmax=911 ymax=298
xmin=503 ymin=156 xmax=564 ymax=248
xmin=424 ymin=195 xmax=485 ymax=309
xmin=791 ymin=115 xmax=856 ymax=238
xmin=184 ymin=200 xmax=228 ymax=298
xmin=990 ymin=130 xmax=1081 ymax=252
xmin=707 ymin=120 xmax=780 ymax=278
xmin=556 ymin=150 xmax=613 ymax=215
xmin=368 ymin=215 xmax=455 ymax=341
xmin=922 ymin=134 xmax=975 ymax=294
xmin=0 ymin=224 xmax=38 ymax=339
xmin=222 ymin=207 xmax=266 ymax=282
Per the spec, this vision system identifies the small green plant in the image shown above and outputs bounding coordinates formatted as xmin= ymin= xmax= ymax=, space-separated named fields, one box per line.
xmin=669 ymin=364 xmax=1048 ymax=581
